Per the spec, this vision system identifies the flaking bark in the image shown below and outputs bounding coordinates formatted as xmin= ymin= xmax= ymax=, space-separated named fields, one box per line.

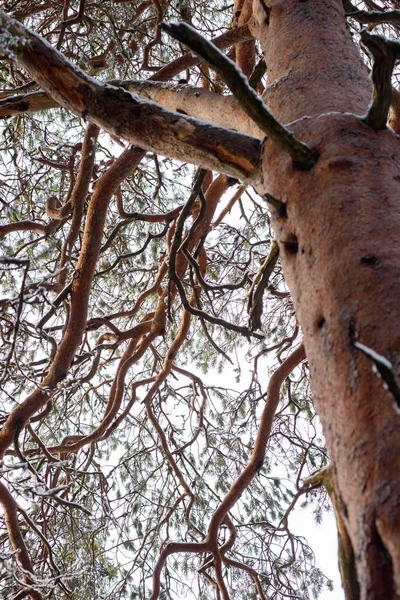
xmin=0 ymin=11 xmax=261 ymax=184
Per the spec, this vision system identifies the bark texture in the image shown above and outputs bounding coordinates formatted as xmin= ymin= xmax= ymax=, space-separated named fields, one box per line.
xmin=256 ymin=1 xmax=400 ymax=597
xmin=0 ymin=11 xmax=261 ymax=184
xmin=1 ymin=1 xmax=400 ymax=597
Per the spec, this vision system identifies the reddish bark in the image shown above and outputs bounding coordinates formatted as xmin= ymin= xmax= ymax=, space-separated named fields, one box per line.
xmin=1 ymin=1 xmax=400 ymax=597
xmin=0 ymin=146 xmax=144 ymax=460
xmin=232 ymin=0 xmax=255 ymax=78
xmin=389 ymin=87 xmax=400 ymax=134
xmin=0 ymin=482 xmax=42 ymax=600
xmin=256 ymin=1 xmax=400 ymax=597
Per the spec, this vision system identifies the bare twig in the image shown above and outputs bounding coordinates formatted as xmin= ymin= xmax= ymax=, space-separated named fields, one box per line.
xmin=0 ymin=257 xmax=29 ymax=386
xmin=344 ymin=0 xmax=400 ymax=27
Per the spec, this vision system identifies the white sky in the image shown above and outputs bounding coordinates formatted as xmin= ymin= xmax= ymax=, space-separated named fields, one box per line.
xmin=290 ymin=507 xmax=344 ymax=600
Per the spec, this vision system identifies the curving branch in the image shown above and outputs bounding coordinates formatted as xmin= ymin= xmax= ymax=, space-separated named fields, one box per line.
xmin=167 ymin=172 xmax=264 ymax=340
xmin=57 ymin=122 xmax=99 ymax=286
xmin=148 ymin=343 xmax=306 ymax=600
xmin=47 ymin=298 xmax=167 ymax=456
xmin=361 ymin=29 xmax=400 ymax=130
xmin=150 ymin=539 xmax=209 ymax=600
xmin=139 ymin=174 xmax=217 ymax=409
xmin=0 ymin=146 xmax=144 ymax=459
xmin=0 ymin=216 xmax=61 ymax=238
xmin=0 ymin=480 xmax=42 ymax=600
xmin=116 ymin=186 xmax=184 ymax=221
xmin=206 ymin=344 xmax=306 ymax=543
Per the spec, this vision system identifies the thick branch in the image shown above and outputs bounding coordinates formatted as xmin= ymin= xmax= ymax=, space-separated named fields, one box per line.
xmin=0 ymin=83 xmax=262 ymax=137
xmin=0 ymin=90 xmax=59 ymax=116
xmin=114 ymin=80 xmax=263 ymax=137
xmin=0 ymin=11 xmax=261 ymax=184
xmin=160 ymin=22 xmax=319 ymax=170
xmin=0 ymin=79 xmax=261 ymax=138
xmin=361 ymin=30 xmax=400 ymax=130
xmin=0 ymin=25 xmax=253 ymax=118
xmin=0 ymin=14 xmax=260 ymax=179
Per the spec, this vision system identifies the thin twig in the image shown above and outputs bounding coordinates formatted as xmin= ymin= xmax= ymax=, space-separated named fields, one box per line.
xmin=0 ymin=257 xmax=29 ymax=386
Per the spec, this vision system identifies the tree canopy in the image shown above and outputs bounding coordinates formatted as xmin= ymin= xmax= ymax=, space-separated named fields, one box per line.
xmin=0 ymin=1 xmax=399 ymax=599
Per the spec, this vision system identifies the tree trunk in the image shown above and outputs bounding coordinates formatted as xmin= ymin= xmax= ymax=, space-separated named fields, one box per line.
xmin=256 ymin=1 xmax=400 ymax=598
xmin=1 ymin=1 xmax=400 ymax=597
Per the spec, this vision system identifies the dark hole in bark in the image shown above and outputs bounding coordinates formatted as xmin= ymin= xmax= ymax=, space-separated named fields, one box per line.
xmin=348 ymin=318 xmax=357 ymax=344
xmin=16 ymin=101 xmax=29 ymax=112
xmin=317 ymin=316 xmax=325 ymax=329
xmin=339 ymin=497 xmax=349 ymax=519
xmin=361 ymin=254 xmax=380 ymax=267
xmin=278 ymin=204 xmax=287 ymax=218
xmin=283 ymin=234 xmax=298 ymax=254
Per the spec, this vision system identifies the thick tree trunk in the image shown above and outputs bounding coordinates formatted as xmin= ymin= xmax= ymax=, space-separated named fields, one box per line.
xmin=256 ymin=1 xmax=400 ymax=598
xmin=1 ymin=2 xmax=400 ymax=597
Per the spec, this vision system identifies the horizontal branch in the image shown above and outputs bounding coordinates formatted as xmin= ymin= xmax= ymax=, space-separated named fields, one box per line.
xmin=0 ymin=11 xmax=262 ymax=184
xmin=0 ymin=23 xmax=254 ymax=129
xmin=0 ymin=89 xmax=58 ymax=116
xmin=0 ymin=81 xmax=262 ymax=137
xmin=114 ymin=81 xmax=263 ymax=137
xmin=160 ymin=21 xmax=319 ymax=170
